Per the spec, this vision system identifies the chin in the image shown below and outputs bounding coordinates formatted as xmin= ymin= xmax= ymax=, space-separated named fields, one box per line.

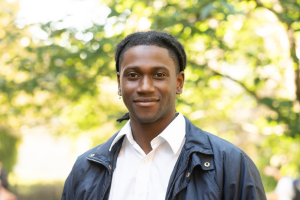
xmin=130 ymin=112 xmax=161 ymax=124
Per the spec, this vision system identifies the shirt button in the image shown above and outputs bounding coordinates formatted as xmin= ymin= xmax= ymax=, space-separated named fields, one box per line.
xmin=142 ymin=159 xmax=147 ymax=164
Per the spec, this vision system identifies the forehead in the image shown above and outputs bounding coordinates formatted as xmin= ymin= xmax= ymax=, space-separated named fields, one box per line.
xmin=120 ymin=45 xmax=176 ymax=72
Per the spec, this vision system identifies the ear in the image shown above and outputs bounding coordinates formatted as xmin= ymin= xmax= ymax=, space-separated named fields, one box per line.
xmin=176 ymin=71 xmax=184 ymax=94
xmin=117 ymin=72 xmax=121 ymax=95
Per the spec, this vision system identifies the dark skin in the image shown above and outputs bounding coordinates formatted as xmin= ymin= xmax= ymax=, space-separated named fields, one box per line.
xmin=117 ymin=45 xmax=184 ymax=154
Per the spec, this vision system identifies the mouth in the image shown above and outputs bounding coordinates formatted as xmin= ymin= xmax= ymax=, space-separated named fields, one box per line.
xmin=133 ymin=97 xmax=159 ymax=107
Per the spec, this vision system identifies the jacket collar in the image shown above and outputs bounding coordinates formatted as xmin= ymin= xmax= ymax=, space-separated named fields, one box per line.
xmin=182 ymin=116 xmax=213 ymax=155
xmin=86 ymin=116 xmax=214 ymax=169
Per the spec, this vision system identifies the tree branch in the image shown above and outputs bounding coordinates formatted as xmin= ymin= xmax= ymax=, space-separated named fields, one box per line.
xmin=188 ymin=61 xmax=289 ymax=122
xmin=211 ymin=69 xmax=261 ymax=101
xmin=189 ymin=61 xmax=260 ymax=101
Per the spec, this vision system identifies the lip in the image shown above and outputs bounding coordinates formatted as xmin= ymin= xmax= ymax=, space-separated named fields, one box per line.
xmin=133 ymin=97 xmax=159 ymax=107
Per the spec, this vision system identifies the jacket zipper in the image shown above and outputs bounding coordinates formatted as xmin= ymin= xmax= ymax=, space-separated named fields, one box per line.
xmin=86 ymin=157 xmax=112 ymax=200
xmin=165 ymin=151 xmax=198 ymax=200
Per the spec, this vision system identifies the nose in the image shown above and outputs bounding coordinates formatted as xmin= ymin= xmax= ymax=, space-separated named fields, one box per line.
xmin=137 ymin=76 xmax=155 ymax=93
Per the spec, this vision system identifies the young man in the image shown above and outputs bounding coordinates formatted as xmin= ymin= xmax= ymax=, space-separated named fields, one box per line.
xmin=62 ymin=31 xmax=267 ymax=200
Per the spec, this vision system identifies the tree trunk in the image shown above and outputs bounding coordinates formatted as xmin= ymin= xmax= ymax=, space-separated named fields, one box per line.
xmin=287 ymin=28 xmax=300 ymax=102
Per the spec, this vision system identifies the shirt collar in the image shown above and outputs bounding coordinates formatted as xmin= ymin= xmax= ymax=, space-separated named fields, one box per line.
xmin=155 ymin=113 xmax=185 ymax=154
xmin=109 ymin=113 xmax=186 ymax=154
xmin=109 ymin=120 xmax=133 ymax=151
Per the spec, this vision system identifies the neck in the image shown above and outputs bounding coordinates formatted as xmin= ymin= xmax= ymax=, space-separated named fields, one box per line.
xmin=130 ymin=112 xmax=177 ymax=154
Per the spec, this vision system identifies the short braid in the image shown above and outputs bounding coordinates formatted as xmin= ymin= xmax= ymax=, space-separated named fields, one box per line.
xmin=115 ymin=31 xmax=187 ymax=123
xmin=116 ymin=112 xmax=130 ymax=123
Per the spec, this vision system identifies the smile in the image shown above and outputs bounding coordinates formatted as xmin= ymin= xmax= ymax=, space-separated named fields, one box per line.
xmin=133 ymin=98 xmax=159 ymax=107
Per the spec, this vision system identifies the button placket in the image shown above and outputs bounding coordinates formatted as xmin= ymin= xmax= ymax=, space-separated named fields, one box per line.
xmin=133 ymin=153 xmax=154 ymax=200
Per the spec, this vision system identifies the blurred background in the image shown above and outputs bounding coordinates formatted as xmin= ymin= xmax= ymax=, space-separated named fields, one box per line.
xmin=0 ymin=0 xmax=300 ymax=199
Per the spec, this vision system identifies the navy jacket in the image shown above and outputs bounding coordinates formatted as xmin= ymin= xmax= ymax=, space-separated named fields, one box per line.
xmin=62 ymin=117 xmax=266 ymax=200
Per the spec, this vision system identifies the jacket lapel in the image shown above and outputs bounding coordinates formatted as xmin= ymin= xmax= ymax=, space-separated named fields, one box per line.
xmin=166 ymin=117 xmax=215 ymax=200
xmin=85 ymin=132 xmax=125 ymax=200
xmin=86 ymin=132 xmax=125 ymax=170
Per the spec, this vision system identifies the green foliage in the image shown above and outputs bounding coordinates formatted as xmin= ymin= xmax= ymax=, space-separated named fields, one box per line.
xmin=0 ymin=0 xmax=23 ymax=172
xmin=1 ymin=0 xmax=300 ymax=192
xmin=0 ymin=126 xmax=19 ymax=172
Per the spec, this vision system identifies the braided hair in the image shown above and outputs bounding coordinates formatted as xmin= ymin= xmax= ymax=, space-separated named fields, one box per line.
xmin=115 ymin=31 xmax=187 ymax=123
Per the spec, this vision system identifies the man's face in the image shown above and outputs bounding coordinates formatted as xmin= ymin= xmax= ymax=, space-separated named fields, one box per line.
xmin=117 ymin=45 xmax=184 ymax=124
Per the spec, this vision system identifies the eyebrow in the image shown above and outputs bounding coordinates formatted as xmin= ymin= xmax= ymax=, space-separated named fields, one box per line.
xmin=122 ymin=66 xmax=170 ymax=73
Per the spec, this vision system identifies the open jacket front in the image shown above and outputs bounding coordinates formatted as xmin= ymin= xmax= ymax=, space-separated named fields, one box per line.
xmin=62 ymin=117 xmax=267 ymax=200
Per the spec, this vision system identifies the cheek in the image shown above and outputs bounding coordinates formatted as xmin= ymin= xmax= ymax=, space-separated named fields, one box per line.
xmin=162 ymin=78 xmax=177 ymax=92
xmin=155 ymin=83 xmax=176 ymax=100
xmin=121 ymin=80 xmax=136 ymax=99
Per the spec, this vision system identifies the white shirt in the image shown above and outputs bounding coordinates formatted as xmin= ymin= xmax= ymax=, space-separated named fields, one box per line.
xmin=108 ymin=113 xmax=186 ymax=200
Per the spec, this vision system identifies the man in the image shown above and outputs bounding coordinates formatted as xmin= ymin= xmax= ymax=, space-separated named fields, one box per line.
xmin=62 ymin=31 xmax=266 ymax=200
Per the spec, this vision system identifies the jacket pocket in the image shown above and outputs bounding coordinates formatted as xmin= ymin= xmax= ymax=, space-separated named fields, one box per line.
xmin=172 ymin=165 xmax=220 ymax=200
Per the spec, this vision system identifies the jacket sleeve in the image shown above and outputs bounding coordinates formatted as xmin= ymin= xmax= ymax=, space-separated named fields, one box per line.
xmin=61 ymin=174 xmax=70 ymax=200
xmin=61 ymin=159 xmax=77 ymax=200
xmin=223 ymin=152 xmax=267 ymax=200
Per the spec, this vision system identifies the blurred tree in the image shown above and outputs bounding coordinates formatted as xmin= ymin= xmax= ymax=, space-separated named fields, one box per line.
xmin=1 ymin=0 xmax=300 ymax=191
xmin=0 ymin=0 xmax=22 ymax=172
xmin=0 ymin=125 xmax=19 ymax=172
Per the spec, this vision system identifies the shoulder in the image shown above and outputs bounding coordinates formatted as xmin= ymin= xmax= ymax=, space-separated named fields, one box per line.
xmin=185 ymin=116 xmax=248 ymax=160
xmin=197 ymin=129 xmax=266 ymax=199
xmin=67 ymin=144 xmax=104 ymax=186
xmin=204 ymin=130 xmax=248 ymax=158
xmin=70 ymin=131 xmax=120 ymax=180
xmin=74 ymin=130 xmax=120 ymax=165
xmin=62 ymin=132 xmax=120 ymax=197
xmin=184 ymin=116 xmax=259 ymax=177
xmin=73 ymin=144 xmax=103 ymax=169
xmin=201 ymin=130 xmax=257 ymax=174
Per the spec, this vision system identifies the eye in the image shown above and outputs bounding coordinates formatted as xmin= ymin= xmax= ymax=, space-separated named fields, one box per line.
xmin=154 ymin=72 xmax=166 ymax=78
xmin=126 ymin=73 xmax=138 ymax=78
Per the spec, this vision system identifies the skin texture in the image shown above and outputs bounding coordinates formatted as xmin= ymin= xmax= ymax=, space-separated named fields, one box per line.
xmin=117 ymin=45 xmax=184 ymax=154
